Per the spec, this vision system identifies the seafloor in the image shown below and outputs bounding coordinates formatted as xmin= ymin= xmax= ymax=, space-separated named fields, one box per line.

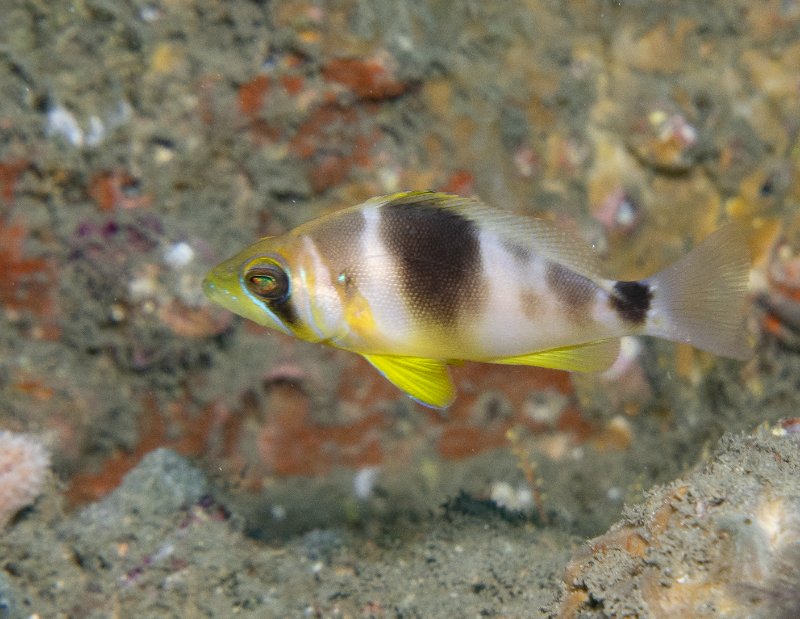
xmin=1 ymin=1 xmax=800 ymax=617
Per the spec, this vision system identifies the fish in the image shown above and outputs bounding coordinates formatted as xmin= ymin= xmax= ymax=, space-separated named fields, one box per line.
xmin=203 ymin=191 xmax=751 ymax=408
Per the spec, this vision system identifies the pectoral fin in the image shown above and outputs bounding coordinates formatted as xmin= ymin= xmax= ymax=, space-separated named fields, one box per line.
xmin=362 ymin=354 xmax=455 ymax=409
xmin=490 ymin=339 xmax=621 ymax=373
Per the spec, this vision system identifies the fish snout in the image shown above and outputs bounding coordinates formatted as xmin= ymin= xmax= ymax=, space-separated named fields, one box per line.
xmin=202 ymin=273 xmax=218 ymax=298
xmin=202 ymin=260 xmax=241 ymax=305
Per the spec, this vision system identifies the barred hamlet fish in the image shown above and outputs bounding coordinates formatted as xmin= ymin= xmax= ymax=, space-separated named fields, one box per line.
xmin=203 ymin=191 xmax=750 ymax=408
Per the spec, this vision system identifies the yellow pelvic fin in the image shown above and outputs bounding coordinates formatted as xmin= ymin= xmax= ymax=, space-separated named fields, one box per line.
xmin=489 ymin=339 xmax=621 ymax=373
xmin=362 ymin=353 xmax=455 ymax=409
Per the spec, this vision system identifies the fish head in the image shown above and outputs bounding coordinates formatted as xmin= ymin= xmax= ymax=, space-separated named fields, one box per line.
xmin=203 ymin=236 xmax=296 ymax=337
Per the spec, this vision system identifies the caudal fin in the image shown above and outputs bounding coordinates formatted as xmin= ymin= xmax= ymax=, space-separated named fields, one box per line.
xmin=644 ymin=224 xmax=751 ymax=360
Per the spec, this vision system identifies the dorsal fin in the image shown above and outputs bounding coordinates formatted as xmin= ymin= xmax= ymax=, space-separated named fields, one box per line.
xmin=370 ymin=191 xmax=605 ymax=280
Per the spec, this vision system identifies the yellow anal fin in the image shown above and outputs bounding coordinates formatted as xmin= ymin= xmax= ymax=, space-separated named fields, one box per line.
xmin=362 ymin=354 xmax=455 ymax=409
xmin=490 ymin=339 xmax=621 ymax=373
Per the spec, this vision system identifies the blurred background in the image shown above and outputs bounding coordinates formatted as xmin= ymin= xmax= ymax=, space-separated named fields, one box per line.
xmin=1 ymin=1 xmax=800 ymax=615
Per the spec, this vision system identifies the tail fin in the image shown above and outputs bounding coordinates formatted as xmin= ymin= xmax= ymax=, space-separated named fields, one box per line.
xmin=644 ymin=224 xmax=751 ymax=360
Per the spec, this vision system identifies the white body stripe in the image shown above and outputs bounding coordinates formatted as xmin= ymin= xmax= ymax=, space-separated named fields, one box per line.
xmin=354 ymin=206 xmax=414 ymax=348
xmin=470 ymin=230 xmax=630 ymax=358
xmin=294 ymin=235 xmax=343 ymax=341
xmin=472 ymin=229 xmax=536 ymax=354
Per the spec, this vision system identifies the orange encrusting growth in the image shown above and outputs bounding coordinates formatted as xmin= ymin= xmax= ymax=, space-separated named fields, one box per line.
xmin=0 ymin=218 xmax=60 ymax=338
xmin=322 ymin=56 xmax=411 ymax=100
xmin=64 ymin=396 xmax=216 ymax=505
xmin=0 ymin=160 xmax=29 ymax=204
xmin=238 ymin=74 xmax=271 ymax=118
xmin=64 ymin=355 xmax=604 ymax=506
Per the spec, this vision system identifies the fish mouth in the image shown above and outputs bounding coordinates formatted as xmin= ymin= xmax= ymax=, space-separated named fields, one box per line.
xmin=201 ymin=263 xmax=243 ymax=314
xmin=202 ymin=273 xmax=228 ymax=307
xmin=202 ymin=259 xmax=240 ymax=299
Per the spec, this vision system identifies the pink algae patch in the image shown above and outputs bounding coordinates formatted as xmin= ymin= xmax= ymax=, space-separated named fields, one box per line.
xmin=0 ymin=431 xmax=50 ymax=526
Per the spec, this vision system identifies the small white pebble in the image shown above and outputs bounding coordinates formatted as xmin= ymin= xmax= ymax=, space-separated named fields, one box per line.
xmin=47 ymin=104 xmax=84 ymax=146
xmin=490 ymin=481 xmax=515 ymax=508
xmin=151 ymin=542 xmax=175 ymax=564
xmin=108 ymin=100 xmax=133 ymax=129
xmin=109 ymin=303 xmax=126 ymax=323
xmin=140 ymin=6 xmax=161 ymax=22
xmin=128 ymin=274 xmax=159 ymax=301
xmin=523 ymin=389 xmax=568 ymax=426
xmin=164 ymin=242 xmax=195 ymax=269
xmin=395 ymin=34 xmax=414 ymax=51
xmin=85 ymin=115 xmax=106 ymax=147
xmin=490 ymin=481 xmax=533 ymax=512
xmin=154 ymin=145 xmax=175 ymax=164
xmin=353 ymin=466 xmax=380 ymax=500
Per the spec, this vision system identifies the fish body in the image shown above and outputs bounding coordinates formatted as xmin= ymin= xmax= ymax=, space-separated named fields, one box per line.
xmin=203 ymin=191 xmax=750 ymax=408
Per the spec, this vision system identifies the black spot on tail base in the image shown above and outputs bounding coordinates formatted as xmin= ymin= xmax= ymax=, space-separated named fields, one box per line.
xmin=380 ymin=197 xmax=481 ymax=325
xmin=610 ymin=280 xmax=652 ymax=325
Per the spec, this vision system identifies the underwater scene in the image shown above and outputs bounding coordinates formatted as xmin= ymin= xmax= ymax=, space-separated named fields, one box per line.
xmin=1 ymin=1 xmax=800 ymax=617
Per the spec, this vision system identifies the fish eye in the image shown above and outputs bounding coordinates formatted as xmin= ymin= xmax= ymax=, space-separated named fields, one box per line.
xmin=244 ymin=263 xmax=289 ymax=302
